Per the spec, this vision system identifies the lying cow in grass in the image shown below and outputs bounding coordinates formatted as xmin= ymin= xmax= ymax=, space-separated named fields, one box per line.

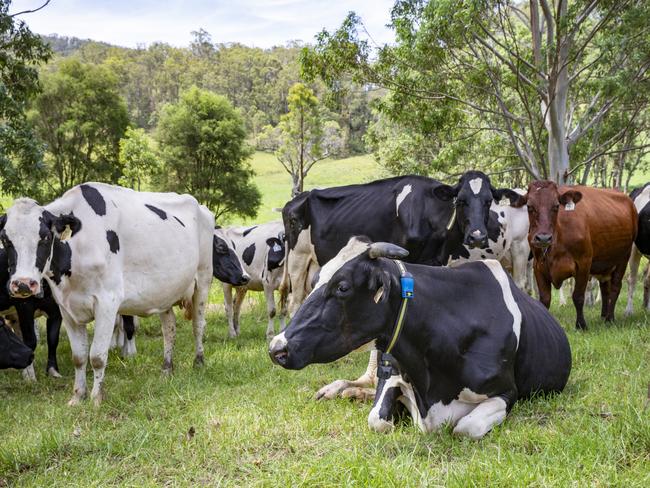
xmin=215 ymin=222 xmax=286 ymax=339
xmin=269 ymin=237 xmax=571 ymax=438
xmin=0 ymin=318 xmax=34 ymax=370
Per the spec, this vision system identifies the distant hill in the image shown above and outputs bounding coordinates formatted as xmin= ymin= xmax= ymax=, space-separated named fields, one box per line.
xmin=40 ymin=34 xmax=116 ymax=56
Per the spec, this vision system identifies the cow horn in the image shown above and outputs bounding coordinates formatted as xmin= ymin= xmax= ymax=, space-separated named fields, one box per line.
xmin=368 ymin=242 xmax=409 ymax=260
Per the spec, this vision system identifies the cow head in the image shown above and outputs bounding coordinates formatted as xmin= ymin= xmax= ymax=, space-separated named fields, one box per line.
xmin=0 ymin=199 xmax=81 ymax=298
xmin=513 ymin=180 xmax=582 ymax=249
xmin=0 ymin=319 xmax=34 ymax=369
xmin=282 ymin=191 xmax=310 ymax=251
xmin=269 ymin=237 xmax=407 ymax=370
xmin=213 ymin=229 xmax=250 ymax=286
xmin=433 ymin=171 xmax=519 ymax=249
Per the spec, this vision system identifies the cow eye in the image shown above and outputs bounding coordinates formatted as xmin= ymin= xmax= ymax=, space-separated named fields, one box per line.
xmin=336 ymin=281 xmax=351 ymax=296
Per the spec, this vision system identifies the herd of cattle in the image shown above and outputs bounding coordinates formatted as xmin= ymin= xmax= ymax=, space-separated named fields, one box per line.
xmin=1 ymin=173 xmax=649 ymax=440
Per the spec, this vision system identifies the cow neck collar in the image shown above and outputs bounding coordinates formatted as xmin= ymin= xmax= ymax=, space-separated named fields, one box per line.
xmin=377 ymin=259 xmax=413 ymax=380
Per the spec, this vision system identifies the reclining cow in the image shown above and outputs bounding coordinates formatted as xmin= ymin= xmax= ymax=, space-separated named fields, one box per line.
xmin=0 ymin=317 xmax=34 ymax=370
xmin=269 ymin=237 xmax=572 ymax=439
xmin=0 ymin=247 xmax=62 ymax=380
xmin=281 ymin=171 xmax=521 ymax=400
xmin=215 ymin=222 xmax=286 ymax=339
xmin=513 ymin=181 xmax=637 ymax=329
xmin=0 ymin=183 xmax=215 ymax=405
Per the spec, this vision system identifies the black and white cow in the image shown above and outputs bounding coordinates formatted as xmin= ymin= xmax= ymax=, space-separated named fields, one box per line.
xmin=626 ymin=182 xmax=650 ymax=315
xmin=0 ymin=317 xmax=34 ymax=370
xmin=215 ymin=222 xmax=286 ymax=339
xmin=269 ymin=237 xmax=572 ymax=438
xmin=0 ymin=247 xmax=62 ymax=379
xmin=0 ymin=183 xmax=214 ymax=406
xmin=282 ymin=172 xmax=521 ymax=400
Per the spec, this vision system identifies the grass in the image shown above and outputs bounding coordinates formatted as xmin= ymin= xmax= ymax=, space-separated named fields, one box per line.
xmin=1 ymin=153 xmax=650 ymax=486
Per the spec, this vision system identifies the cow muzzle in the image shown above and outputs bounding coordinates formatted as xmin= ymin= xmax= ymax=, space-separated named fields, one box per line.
xmin=268 ymin=332 xmax=289 ymax=367
xmin=532 ymin=233 xmax=552 ymax=249
xmin=465 ymin=230 xmax=488 ymax=249
xmin=9 ymin=278 xmax=40 ymax=298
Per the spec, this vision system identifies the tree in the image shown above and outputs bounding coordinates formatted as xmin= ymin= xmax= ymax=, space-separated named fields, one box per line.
xmin=258 ymin=83 xmax=343 ymax=196
xmin=29 ymin=58 xmax=129 ymax=200
xmin=0 ymin=0 xmax=51 ymax=199
xmin=118 ymin=127 xmax=160 ymax=190
xmin=302 ymin=1 xmax=650 ymax=184
xmin=155 ymin=86 xmax=261 ymax=220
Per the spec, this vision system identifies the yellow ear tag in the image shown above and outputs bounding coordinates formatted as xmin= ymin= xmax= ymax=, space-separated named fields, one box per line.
xmin=60 ymin=225 xmax=73 ymax=241
xmin=374 ymin=286 xmax=384 ymax=304
xmin=564 ymin=201 xmax=575 ymax=211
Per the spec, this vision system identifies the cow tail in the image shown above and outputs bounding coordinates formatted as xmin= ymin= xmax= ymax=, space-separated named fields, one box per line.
xmin=279 ymin=248 xmax=291 ymax=314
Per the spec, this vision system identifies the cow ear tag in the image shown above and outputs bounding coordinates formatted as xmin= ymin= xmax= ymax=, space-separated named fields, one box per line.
xmin=564 ymin=201 xmax=575 ymax=211
xmin=401 ymin=275 xmax=414 ymax=299
xmin=60 ymin=225 xmax=73 ymax=241
xmin=374 ymin=286 xmax=385 ymax=304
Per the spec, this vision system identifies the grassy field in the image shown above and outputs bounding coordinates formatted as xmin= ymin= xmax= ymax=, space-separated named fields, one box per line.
xmin=1 ymin=154 xmax=650 ymax=486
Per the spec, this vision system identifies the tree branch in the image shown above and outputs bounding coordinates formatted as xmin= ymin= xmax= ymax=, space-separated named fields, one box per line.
xmin=9 ymin=0 xmax=51 ymax=17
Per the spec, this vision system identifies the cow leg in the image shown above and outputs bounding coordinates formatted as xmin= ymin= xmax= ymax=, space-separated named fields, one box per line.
xmin=599 ymin=279 xmax=611 ymax=319
xmin=89 ymin=305 xmax=119 ymax=406
xmin=510 ymin=239 xmax=529 ymax=291
xmin=160 ymin=309 xmax=176 ymax=374
xmin=626 ymin=245 xmax=642 ymax=316
xmin=534 ymin=268 xmax=552 ymax=309
xmin=315 ymin=348 xmax=378 ymax=401
xmin=263 ymin=283 xmax=276 ymax=340
xmin=572 ymin=272 xmax=589 ymax=330
xmin=453 ymin=396 xmax=509 ymax=439
xmin=605 ymin=260 xmax=628 ymax=322
xmin=16 ymin=304 xmax=38 ymax=381
xmin=64 ymin=320 xmax=88 ymax=406
xmin=644 ymin=262 xmax=650 ymax=310
xmin=233 ymin=287 xmax=247 ymax=337
xmin=191 ymin=276 xmax=211 ymax=367
xmin=45 ymin=309 xmax=62 ymax=377
xmin=223 ymin=283 xmax=236 ymax=338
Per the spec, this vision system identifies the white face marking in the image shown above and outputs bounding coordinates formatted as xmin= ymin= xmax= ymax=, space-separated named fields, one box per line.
xmin=469 ymin=177 xmax=483 ymax=195
xmin=481 ymin=260 xmax=522 ymax=347
xmin=634 ymin=185 xmax=650 ymax=213
xmin=4 ymin=199 xmax=46 ymax=283
xmin=395 ymin=184 xmax=413 ymax=216
xmin=311 ymin=237 xmax=369 ymax=292
xmin=268 ymin=331 xmax=287 ymax=351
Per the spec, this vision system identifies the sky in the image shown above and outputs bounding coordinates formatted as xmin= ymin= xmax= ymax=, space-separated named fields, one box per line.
xmin=11 ymin=0 xmax=396 ymax=49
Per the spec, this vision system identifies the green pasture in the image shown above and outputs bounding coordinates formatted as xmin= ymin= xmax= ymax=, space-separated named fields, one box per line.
xmin=1 ymin=153 xmax=649 ymax=486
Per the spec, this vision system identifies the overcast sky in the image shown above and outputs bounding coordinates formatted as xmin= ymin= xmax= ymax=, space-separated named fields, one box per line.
xmin=11 ymin=0 xmax=396 ymax=48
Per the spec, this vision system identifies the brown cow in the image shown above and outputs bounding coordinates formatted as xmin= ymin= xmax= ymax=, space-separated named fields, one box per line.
xmin=514 ymin=181 xmax=637 ymax=330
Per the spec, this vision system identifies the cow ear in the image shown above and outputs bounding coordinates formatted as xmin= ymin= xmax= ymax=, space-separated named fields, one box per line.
xmin=369 ymin=268 xmax=391 ymax=304
xmin=368 ymin=242 xmax=409 ymax=260
xmin=0 ymin=214 xmax=5 ymax=231
xmin=559 ymin=190 xmax=582 ymax=206
xmin=52 ymin=213 xmax=82 ymax=241
xmin=433 ymin=183 xmax=458 ymax=201
xmin=509 ymin=193 xmax=528 ymax=208
xmin=492 ymin=188 xmax=521 ymax=206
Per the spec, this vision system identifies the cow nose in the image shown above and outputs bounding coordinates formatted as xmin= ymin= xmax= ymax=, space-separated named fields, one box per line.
xmin=533 ymin=234 xmax=552 ymax=246
xmin=465 ymin=230 xmax=488 ymax=249
xmin=241 ymin=273 xmax=251 ymax=285
xmin=268 ymin=333 xmax=288 ymax=366
xmin=10 ymin=279 xmax=35 ymax=298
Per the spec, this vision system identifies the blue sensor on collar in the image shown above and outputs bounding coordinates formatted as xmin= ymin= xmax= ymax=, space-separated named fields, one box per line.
xmin=401 ymin=275 xmax=414 ymax=299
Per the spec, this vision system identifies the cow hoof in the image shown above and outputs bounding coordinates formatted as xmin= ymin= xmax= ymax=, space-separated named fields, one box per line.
xmin=68 ymin=395 xmax=84 ymax=407
xmin=193 ymin=355 xmax=205 ymax=367
xmin=91 ymin=393 xmax=104 ymax=408
xmin=228 ymin=331 xmax=238 ymax=339
xmin=341 ymin=387 xmax=376 ymax=402
xmin=315 ymin=380 xmax=350 ymax=400
xmin=624 ymin=308 xmax=633 ymax=317
xmin=47 ymin=367 xmax=63 ymax=378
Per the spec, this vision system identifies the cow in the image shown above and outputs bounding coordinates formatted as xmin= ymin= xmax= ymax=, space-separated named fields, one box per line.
xmin=513 ymin=181 xmax=637 ymax=330
xmin=0 ymin=182 xmax=215 ymax=406
xmin=0 ymin=317 xmax=34 ymax=370
xmin=0 ymin=247 xmax=62 ymax=380
xmin=626 ymin=183 xmax=650 ymax=315
xmin=269 ymin=237 xmax=572 ymax=439
xmin=281 ymin=172 xmax=521 ymax=400
xmin=215 ymin=222 xmax=286 ymax=339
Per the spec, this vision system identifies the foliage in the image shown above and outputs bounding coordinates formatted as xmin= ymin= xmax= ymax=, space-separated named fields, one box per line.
xmin=302 ymin=1 xmax=650 ymax=185
xmin=258 ymin=83 xmax=343 ymax=196
xmin=118 ymin=127 xmax=160 ymax=191
xmin=29 ymin=58 xmax=129 ymax=200
xmin=155 ymin=86 xmax=261 ymax=220
xmin=0 ymin=0 xmax=51 ymax=199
